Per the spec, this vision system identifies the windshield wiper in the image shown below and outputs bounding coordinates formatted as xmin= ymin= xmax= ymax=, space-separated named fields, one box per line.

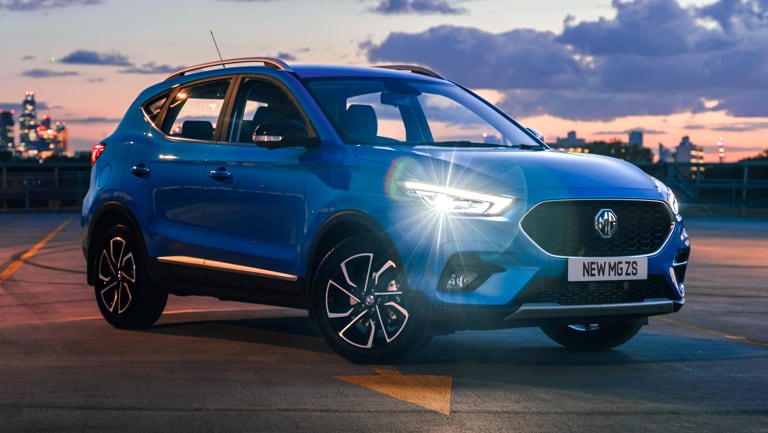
xmin=509 ymin=143 xmax=546 ymax=150
xmin=416 ymin=141 xmax=546 ymax=150
xmin=416 ymin=141 xmax=505 ymax=148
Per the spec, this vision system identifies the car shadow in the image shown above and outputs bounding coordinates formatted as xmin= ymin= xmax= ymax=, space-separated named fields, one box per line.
xmin=140 ymin=308 xmax=766 ymax=368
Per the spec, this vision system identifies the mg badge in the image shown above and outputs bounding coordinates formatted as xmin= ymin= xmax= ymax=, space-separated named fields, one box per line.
xmin=594 ymin=209 xmax=617 ymax=238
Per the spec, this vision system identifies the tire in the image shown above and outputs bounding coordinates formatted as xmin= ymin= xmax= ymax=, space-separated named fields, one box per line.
xmin=93 ymin=225 xmax=167 ymax=329
xmin=310 ymin=236 xmax=426 ymax=363
xmin=541 ymin=321 xmax=643 ymax=350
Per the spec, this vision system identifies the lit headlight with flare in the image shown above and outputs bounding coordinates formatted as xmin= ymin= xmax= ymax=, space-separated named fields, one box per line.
xmin=401 ymin=180 xmax=514 ymax=215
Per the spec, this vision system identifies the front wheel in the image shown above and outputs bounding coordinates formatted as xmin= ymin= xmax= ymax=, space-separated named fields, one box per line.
xmin=541 ymin=321 xmax=643 ymax=350
xmin=93 ymin=225 xmax=167 ymax=329
xmin=310 ymin=236 xmax=426 ymax=363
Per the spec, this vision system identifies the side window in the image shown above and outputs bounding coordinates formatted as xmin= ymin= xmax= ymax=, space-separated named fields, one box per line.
xmin=142 ymin=93 xmax=169 ymax=128
xmin=227 ymin=79 xmax=307 ymax=143
xmin=162 ymin=79 xmax=231 ymax=141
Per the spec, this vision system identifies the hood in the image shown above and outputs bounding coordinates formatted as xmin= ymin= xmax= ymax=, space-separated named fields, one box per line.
xmin=357 ymin=146 xmax=661 ymax=202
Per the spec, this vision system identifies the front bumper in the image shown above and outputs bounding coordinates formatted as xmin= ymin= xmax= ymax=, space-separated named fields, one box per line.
xmin=390 ymin=200 xmax=690 ymax=331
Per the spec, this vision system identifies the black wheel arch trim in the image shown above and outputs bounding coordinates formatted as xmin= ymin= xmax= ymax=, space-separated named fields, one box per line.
xmin=304 ymin=210 xmax=393 ymax=296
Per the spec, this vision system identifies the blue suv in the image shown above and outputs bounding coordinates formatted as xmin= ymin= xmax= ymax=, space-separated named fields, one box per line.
xmin=82 ymin=57 xmax=690 ymax=362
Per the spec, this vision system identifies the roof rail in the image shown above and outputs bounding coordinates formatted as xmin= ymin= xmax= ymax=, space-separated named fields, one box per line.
xmin=376 ymin=64 xmax=444 ymax=80
xmin=165 ymin=57 xmax=291 ymax=80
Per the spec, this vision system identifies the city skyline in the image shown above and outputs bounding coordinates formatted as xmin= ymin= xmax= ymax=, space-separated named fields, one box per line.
xmin=1 ymin=0 xmax=766 ymax=162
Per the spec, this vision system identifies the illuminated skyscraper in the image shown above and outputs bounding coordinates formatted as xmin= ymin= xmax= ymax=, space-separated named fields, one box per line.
xmin=19 ymin=91 xmax=38 ymax=153
xmin=0 ymin=109 xmax=14 ymax=152
xmin=55 ymin=122 xmax=69 ymax=155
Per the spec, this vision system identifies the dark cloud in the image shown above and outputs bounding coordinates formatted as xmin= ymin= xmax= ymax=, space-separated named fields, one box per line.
xmin=63 ymin=116 xmax=121 ymax=124
xmin=368 ymin=26 xmax=584 ymax=90
xmin=371 ymin=0 xmax=466 ymax=15
xmin=0 ymin=0 xmax=102 ymax=11
xmin=364 ymin=0 xmax=768 ymax=121
xmin=59 ymin=50 xmax=132 ymax=66
xmin=22 ymin=68 xmax=79 ymax=78
xmin=557 ymin=0 xmax=737 ymax=56
xmin=275 ymin=52 xmax=297 ymax=61
xmin=120 ymin=62 xmax=185 ymax=75
xmin=594 ymin=127 xmax=666 ymax=136
xmin=692 ymin=119 xmax=768 ymax=132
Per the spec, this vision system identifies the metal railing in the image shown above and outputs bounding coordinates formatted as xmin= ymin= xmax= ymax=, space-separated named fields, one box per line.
xmin=637 ymin=161 xmax=768 ymax=215
xmin=1 ymin=163 xmax=91 ymax=211
xmin=1 ymin=161 xmax=766 ymax=215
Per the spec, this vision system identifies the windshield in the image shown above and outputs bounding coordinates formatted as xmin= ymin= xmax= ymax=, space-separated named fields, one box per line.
xmin=305 ymin=78 xmax=544 ymax=148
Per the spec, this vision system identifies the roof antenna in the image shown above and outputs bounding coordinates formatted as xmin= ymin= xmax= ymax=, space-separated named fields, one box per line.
xmin=210 ymin=30 xmax=224 ymax=62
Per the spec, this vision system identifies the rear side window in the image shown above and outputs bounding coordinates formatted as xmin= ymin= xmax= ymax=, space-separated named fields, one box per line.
xmin=142 ymin=93 xmax=168 ymax=128
xmin=162 ymin=79 xmax=231 ymax=141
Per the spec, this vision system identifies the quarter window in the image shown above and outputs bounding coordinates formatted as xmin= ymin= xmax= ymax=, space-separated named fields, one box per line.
xmin=162 ymin=79 xmax=231 ymax=141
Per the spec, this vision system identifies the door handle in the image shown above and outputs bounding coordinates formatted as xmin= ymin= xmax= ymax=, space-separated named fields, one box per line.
xmin=209 ymin=167 xmax=232 ymax=180
xmin=131 ymin=163 xmax=150 ymax=177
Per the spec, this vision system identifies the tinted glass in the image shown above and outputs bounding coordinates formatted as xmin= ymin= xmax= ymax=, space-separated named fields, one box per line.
xmin=306 ymin=78 xmax=541 ymax=148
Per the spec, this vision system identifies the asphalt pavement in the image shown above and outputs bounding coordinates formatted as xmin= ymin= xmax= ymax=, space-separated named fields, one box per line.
xmin=0 ymin=212 xmax=765 ymax=433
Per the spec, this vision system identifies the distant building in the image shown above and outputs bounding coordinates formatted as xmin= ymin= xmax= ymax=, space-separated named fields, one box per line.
xmin=629 ymin=130 xmax=643 ymax=147
xmin=0 ymin=109 xmax=14 ymax=153
xmin=675 ymin=136 xmax=704 ymax=164
xmin=54 ymin=122 xmax=69 ymax=155
xmin=658 ymin=136 xmax=705 ymax=181
xmin=18 ymin=91 xmax=38 ymax=155
xmin=658 ymin=143 xmax=673 ymax=163
xmin=555 ymin=131 xmax=586 ymax=147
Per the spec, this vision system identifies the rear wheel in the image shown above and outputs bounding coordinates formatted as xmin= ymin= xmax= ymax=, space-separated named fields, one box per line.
xmin=541 ymin=321 xmax=643 ymax=350
xmin=310 ymin=236 xmax=426 ymax=363
xmin=93 ymin=225 xmax=167 ymax=329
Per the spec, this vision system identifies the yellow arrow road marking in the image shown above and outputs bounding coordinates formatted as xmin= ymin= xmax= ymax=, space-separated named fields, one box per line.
xmin=0 ymin=216 xmax=74 ymax=286
xmin=335 ymin=365 xmax=453 ymax=415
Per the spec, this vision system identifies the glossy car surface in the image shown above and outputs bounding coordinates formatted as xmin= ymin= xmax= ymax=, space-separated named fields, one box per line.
xmin=82 ymin=57 xmax=690 ymax=362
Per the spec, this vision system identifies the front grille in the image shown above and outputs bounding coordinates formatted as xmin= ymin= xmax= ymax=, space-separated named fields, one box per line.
xmin=520 ymin=200 xmax=673 ymax=257
xmin=516 ymin=276 xmax=679 ymax=306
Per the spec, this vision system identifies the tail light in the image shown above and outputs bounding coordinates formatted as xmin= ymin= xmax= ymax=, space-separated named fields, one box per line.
xmin=91 ymin=142 xmax=106 ymax=165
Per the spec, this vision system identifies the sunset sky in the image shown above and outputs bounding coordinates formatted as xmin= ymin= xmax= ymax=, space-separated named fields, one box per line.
xmin=1 ymin=0 xmax=766 ymax=162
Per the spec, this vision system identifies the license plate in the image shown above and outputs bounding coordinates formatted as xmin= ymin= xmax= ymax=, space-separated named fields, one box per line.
xmin=568 ymin=257 xmax=647 ymax=282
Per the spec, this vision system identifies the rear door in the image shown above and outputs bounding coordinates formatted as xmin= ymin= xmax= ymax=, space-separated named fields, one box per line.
xmin=128 ymin=78 xmax=232 ymax=283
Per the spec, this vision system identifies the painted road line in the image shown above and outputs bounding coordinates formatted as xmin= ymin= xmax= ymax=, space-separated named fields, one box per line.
xmin=0 ymin=216 xmax=74 ymax=287
xmin=655 ymin=316 xmax=768 ymax=349
xmin=336 ymin=365 xmax=453 ymax=415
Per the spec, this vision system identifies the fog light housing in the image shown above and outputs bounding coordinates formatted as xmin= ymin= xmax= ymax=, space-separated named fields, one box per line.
xmin=445 ymin=271 xmax=480 ymax=292
xmin=439 ymin=254 xmax=503 ymax=294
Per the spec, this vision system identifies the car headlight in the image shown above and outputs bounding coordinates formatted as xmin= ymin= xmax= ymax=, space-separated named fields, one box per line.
xmin=401 ymin=180 xmax=514 ymax=215
xmin=652 ymin=177 xmax=680 ymax=215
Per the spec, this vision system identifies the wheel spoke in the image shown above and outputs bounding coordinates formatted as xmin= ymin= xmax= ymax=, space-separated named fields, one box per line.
xmin=325 ymin=279 xmax=358 ymax=318
xmin=338 ymin=310 xmax=376 ymax=349
xmin=340 ymin=253 xmax=373 ymax=290
xmin=100 ymin=281 xmax=119 ymax=312
xmin=97 ymin=249 xmax=117 ymax=283
xmin=117 ymin=281 xmax=133 ymax=314
xmin=376 ymin=301 xmax=409 ymax=343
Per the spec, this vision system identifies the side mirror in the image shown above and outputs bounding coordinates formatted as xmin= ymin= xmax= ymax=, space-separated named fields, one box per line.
xmin=253 ymin=120 xmax=316 ymax=148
